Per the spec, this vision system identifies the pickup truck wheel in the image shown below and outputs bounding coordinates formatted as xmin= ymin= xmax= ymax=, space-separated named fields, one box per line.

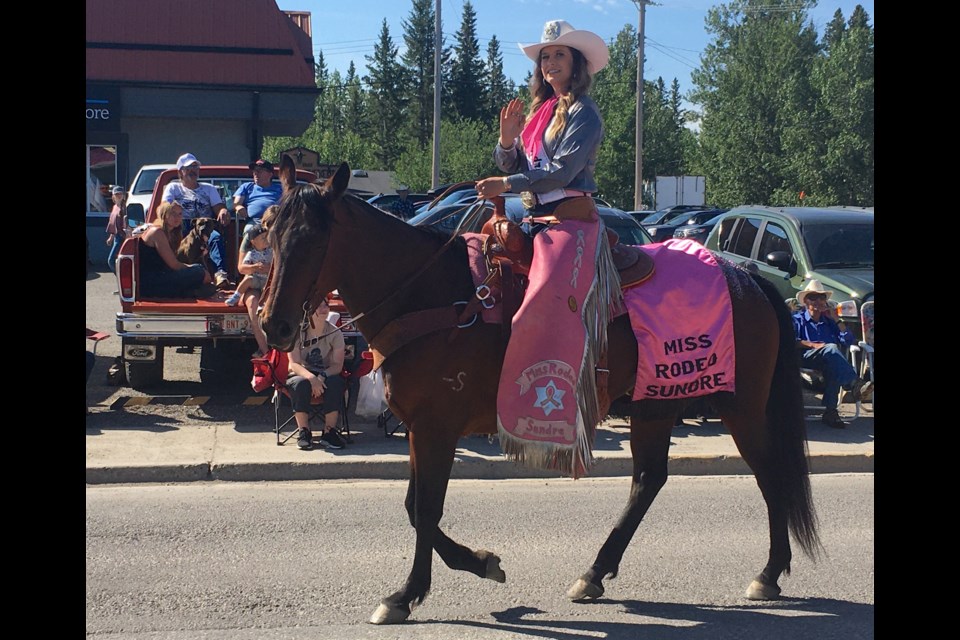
xmin=124 ymin=349 xmax=165 ymax=390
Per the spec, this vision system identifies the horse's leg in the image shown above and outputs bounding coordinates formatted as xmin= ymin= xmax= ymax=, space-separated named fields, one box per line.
xmin=721 ymin=399 xmax=793 ymax=601
xmin=369 ymin=427 xmax=459 ymax=625
xmin=399 ymin=463 xmax=506 ymax=583
xmin=568 ymin=415 xmax=675 ymax=601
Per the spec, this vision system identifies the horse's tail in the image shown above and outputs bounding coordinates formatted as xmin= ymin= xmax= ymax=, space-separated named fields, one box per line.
xmin=753 ymin=274 xmax=824 ymax=561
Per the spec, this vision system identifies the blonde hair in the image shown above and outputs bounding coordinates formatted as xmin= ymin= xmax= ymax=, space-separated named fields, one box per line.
xmin=261 ymin=204 xmax=280 ymax=229
xmin=155 ymin=201 xmax=183 ymax=252
xmin=527 ymin=46 xmax=593 ymax=141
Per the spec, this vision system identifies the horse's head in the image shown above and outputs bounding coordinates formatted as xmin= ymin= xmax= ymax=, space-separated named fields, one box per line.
xmin=260 ymin=155 xmax=351 ymax=351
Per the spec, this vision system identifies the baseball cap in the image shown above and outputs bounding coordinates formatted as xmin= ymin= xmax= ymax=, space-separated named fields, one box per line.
xmin=111 ymin=185 xmax=125 ymax=195
xmin=245 ymin=224 xmax=267 ymax=240
xmin=248 ymin=159 xmax=274 ymax=171
xmin=176 ymin=153 xmax=201 ymax=170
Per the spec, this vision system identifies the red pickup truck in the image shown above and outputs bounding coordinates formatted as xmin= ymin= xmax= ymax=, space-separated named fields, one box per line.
xmin=115 ymin=165 xmax=359 ymax=390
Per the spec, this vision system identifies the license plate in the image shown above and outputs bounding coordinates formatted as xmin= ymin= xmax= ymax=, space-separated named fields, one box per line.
xmin=223 ymin=316 xmax=249 ymax=332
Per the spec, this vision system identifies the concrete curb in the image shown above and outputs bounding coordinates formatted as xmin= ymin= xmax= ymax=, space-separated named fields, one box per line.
xmin=85 ymin=452 xmax=874 ymax=485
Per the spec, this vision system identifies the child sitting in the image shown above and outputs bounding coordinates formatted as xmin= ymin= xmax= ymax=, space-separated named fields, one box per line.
xmin=225 ymin=224 xmax=273 ymax=355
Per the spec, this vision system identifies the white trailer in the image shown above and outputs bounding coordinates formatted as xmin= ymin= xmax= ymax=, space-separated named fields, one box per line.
xmin=655 ymin=175 xmax=706 ymax=210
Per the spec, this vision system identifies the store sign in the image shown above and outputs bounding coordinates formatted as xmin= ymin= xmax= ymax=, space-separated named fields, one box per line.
xmin=86 ymin=85 xmax=120 ymax=132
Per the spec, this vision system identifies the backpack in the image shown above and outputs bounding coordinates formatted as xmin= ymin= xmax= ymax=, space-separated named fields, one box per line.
xmin=251 ymin=349 xmax=289 ymax=392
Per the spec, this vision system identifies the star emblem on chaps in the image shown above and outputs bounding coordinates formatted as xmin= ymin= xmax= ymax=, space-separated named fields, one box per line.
xmin=534 ymin=379 xmax=565 ymax=416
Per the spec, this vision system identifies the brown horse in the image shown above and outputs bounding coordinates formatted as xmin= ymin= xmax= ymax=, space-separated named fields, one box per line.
xmin=260 ymin=156 xmax=821 ymax=625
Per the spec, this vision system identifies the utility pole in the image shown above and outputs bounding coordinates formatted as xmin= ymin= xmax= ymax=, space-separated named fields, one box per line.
xmin=631 ymin=0 xmax=650 ymax=210
xmin=431 ymin=0 xmax=442 ymax=189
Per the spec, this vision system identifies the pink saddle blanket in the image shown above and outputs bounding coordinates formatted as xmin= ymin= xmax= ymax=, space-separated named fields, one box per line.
xmin=623 ymin=239 xmax=736 ymax=401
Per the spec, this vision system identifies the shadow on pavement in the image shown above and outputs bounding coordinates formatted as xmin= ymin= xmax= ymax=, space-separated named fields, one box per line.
xmin=446 ymin=598 xmax=872 ymax=640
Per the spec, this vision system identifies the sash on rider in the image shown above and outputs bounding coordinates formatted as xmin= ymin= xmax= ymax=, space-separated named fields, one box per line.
xmin=496 ymin=213 xmax=621 ymax=479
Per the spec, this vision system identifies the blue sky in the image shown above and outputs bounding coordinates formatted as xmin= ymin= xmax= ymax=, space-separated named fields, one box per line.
xmin=280 ymin=0 xmax=874 ymax=112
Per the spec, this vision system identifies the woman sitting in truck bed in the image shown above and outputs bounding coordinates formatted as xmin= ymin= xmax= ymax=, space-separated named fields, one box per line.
xmin=138 ymin=201 xmax=212 ymax=298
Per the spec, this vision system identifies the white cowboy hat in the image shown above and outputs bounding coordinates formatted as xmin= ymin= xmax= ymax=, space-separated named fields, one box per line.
xmin=520 ymin=20 xmax=609 ymax=76
xmin=796 ymin=279 xmax=834 ymax=306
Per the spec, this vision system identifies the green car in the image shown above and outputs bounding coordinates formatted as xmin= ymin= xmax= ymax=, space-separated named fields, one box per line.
xmin=704 ymin=205 xmax=874 ymax=341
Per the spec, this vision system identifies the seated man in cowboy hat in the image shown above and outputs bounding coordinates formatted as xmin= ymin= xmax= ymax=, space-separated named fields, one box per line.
xmin=792 ymin=280 xmax=872 ymax=428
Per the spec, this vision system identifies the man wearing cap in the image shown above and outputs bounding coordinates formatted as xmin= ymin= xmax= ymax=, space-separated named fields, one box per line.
xmin=389 ymin=185 xmax=416 ymax=220
xmin=162 ymin=153 xmax=233 ymax=289
xmin=793 ymin=279 xmax=873 ymax=428
xmin=233 ymin=159 xmax=283 ymax=234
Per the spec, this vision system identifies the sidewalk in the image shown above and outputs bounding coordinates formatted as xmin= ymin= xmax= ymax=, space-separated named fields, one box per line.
xmin=85 ymin=408 xmax=873 ymax=485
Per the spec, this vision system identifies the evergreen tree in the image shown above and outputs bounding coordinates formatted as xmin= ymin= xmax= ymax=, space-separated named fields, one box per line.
xmin=364 ymin=19 xmax=408 ymax=170
xmin=395 ymin=119 xmax=498 ymax=190
xmin=691 ymin=0 xmax=819 ymax=207
xmin=592 ymin=25 xmax=689 ymax=209
xmin=400 ymin=0 xmax=438 ymax=147
xmin=313 ymin=51 xmax=331 ymax=131
xmin=483 ymin=35 xmax=515 ymax=124
xmin=447 ymin=1 xmax=486 ymax=122
xmin=592 ymin=26 xmax=639 ymax=209
xmin=806 ymin=5 xmax=874 ymax=206
xmin=343 ymin=61 xmax=368 ymax=141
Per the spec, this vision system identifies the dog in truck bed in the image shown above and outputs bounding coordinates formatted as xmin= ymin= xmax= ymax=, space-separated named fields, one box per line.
xmin=177 ymin=217 xmax=219 ymax=265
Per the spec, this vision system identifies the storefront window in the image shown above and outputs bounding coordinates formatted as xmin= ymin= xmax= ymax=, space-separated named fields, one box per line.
xmin=86 ymin=145 xmax=117 ymax=216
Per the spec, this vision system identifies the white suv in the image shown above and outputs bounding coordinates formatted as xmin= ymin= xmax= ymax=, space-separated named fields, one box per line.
xmin=126 ymin=164 xmax=175 ymax=226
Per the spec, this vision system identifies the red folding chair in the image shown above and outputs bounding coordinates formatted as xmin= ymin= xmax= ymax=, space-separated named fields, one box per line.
xmin=86 ymin=328 xmax=110 ymax=356
xmin=253 ymin=349 xmax=373 ymax=446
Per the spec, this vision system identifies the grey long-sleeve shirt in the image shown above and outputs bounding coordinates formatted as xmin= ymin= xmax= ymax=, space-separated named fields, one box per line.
xmin=494 ymin=95 xmax=603 ymax=196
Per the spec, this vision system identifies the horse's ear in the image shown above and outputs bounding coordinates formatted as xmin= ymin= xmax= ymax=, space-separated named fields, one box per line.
xmin=279 ymin=154 xmax=298 ymax=193
xmin=325 ymin=162 xmax=351 ymax=198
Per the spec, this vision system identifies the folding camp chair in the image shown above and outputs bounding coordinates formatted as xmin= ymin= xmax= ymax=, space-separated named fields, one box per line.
xmin=847 ymin=301 xmax=874 ymax=412
xmin=378 ymin=408 xmax=407 ymax=438
xmin=86 ymin=328 xmax=110 ymax=356
xmin=257 ymin=349 xmax=374 ymax=446
xmin=86 ymin=328 xmax=110 ymax=412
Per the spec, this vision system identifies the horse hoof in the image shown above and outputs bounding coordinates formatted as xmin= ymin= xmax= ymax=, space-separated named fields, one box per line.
xmin=368 ymin=603 xmax=410 ymax=625
xmin=745 ymin=579 xmax=781 ymax=601
xmin=481 ymin=551 xmax=507 ymax=583
xmin=567 ymin=578 xmax=604 ymax=601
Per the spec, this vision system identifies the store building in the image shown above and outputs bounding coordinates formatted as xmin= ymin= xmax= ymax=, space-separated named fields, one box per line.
xmin=85 ymin=0 xmax=320 ymax=266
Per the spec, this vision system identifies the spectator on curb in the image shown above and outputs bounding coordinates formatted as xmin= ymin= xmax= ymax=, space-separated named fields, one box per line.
xmin=286 ymin=300 xmax=348 ymax=451
xmin=792 ymin=279 xmax=872 ymax=428
xmin=233 ymin=159 xmax=283 ymax=235
xmin=161 ymin=153 xmax=233 ymax=289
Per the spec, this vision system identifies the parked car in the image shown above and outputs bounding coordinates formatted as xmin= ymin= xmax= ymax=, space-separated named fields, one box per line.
xmin=367 ymin=192 xmax=431 ymax=212
xmin=126 ymin=163 xmax=175 ymax=226
xmin=672 ymin=211 xmax=726 ymax=245
xmin=416 ymin=188 xmax=613 ymax=217
xmin=408 ymin=194 xmax=653 ymax=246
xmin=413 ymin=187 xmax=480 ymax=215
xmin=644 ymin=208 xmax=728 ymax=243
xmin=637 ymin=204 xmax=714 ymax=228
xmin=704 ymin=205 xmax=873 ymax=340
xmin=628 ymin=209 xmax=656 ymax=223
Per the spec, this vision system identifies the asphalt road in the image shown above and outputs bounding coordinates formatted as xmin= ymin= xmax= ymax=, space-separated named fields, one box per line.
xmin=86 ymin=474 xmax=874 ymax=639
